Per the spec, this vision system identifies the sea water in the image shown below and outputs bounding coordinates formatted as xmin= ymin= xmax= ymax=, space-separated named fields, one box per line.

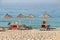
xmin=0 ymin=18 xmax=60 ymax=28
xmin=0 ymin=5 xmax=60 ymax=28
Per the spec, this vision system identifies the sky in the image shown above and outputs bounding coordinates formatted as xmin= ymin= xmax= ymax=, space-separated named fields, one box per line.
xmin=0 ymin=0 xmax=60 ymax=5
xmin=0 ymin=0 xmax=60 ymax=10
xmin=0 ymin=0 xmax=60 ymax=8
xmin=0 ymin=0 xmax=60 ymax=17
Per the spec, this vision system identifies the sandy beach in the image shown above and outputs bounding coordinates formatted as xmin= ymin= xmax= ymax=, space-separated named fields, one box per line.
xmin=0 ymin=29 xmax=60 ymax=40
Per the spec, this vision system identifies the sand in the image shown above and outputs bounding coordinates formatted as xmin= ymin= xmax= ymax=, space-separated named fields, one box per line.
xmin=0 ymin=29 xmax=59 ymax=40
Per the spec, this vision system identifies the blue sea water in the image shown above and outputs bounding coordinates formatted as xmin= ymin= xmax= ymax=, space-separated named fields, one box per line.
xmin=0 ymin=5 xmax=60 ymax=28
xmin=0 ymin=18 xmax=60 ymax=28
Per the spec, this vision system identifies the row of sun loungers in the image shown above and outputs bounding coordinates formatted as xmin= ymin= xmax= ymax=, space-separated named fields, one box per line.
xmin=0 ymin=24 xmax=32 ymax=31
xmin=40 ymin=25 xmax=56 ymax=31
xmin=0 ymin=24 xmax=56 ymax=32
xmin=0 ymin=20 xmax=56 ymax=31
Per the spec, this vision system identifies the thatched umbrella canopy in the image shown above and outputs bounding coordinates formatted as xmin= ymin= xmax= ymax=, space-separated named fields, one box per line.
xmin=15 ymin=13 xmax=24 ymax=18
xmin=26 ymin=13 xmax=34 ymax=18
xmin=1 ymin=13 xmax=12 ymax=18
xmin=39 ymin=12 xmax=51 ymax=18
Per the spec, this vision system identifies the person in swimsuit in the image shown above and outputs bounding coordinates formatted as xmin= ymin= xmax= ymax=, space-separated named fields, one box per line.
xmin=41 ymin=20 xmax=46 ymax=28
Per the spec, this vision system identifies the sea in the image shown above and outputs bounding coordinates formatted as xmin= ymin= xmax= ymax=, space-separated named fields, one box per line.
xmin=0 ymin=4 xmax=60 ymax=28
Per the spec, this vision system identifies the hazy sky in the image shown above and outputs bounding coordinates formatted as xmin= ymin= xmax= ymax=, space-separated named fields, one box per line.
xmin=0 ymin=0 xmax=60 ymax=9
xmin=0 ymin=0 xmax=60 ymax=17
xmin=0 ymin=0 xmax=60 ymax=4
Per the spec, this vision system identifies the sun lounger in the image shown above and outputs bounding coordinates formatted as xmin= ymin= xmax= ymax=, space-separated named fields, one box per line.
xmin=0 ymin=27 xmax=5 ymax=31
xmin=17 ymin=24 xmax=32 ymax=30
xmin=46 ymin=25 xmax=56 ymax=31
xmin=40 ymin=28 xmax=46 ymax=31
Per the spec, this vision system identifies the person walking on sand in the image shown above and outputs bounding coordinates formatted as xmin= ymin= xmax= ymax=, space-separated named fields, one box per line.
xmin=41 ymin=20 xmax=46 ymax=28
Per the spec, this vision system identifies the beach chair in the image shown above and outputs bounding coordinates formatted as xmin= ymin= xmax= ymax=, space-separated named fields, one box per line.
xmin=17 ymin=24 xmax=32 ymax=30
xmin=40 ymin=25 xmax=46 ymax=31
xmin=0 ymin=27 xmax=5 ymax=31
xmin=11 ymin=25 xmax=17 ymax=29
xmin=46 ymin=25 xmax=56 ymax=31
xmin=46 ymin=25 xmax=50 ymax=30
xmin=40 ymin=28 xmax=46 ymax=31
xmin=8 ymin=22 xmax=18 ymax=30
